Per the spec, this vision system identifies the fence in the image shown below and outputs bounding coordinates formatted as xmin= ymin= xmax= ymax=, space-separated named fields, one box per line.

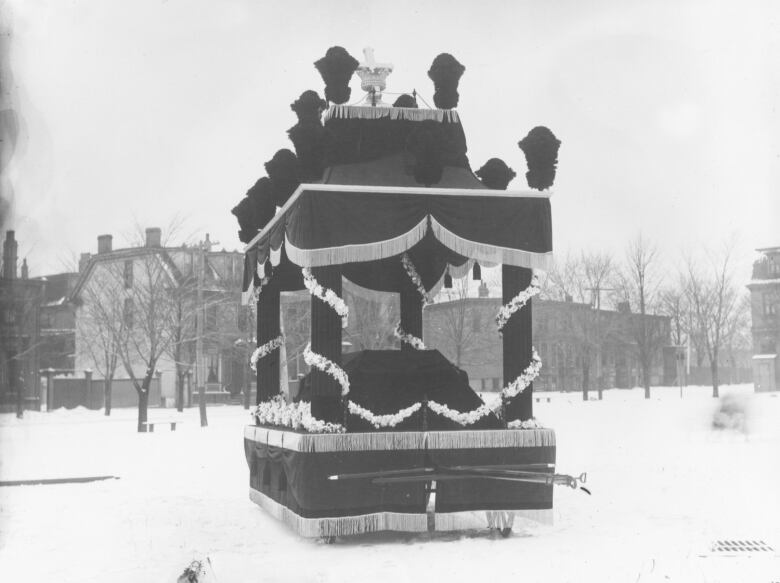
xmin=48 ymin=375 xmax=162 ymax=410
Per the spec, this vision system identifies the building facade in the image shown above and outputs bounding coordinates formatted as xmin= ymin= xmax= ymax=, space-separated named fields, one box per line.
xmin=423 ymin=293 xmax=672 ymax=393
xmin=0 ymin=231 xmax=45 ymax=412
xmin=748 ymin=247 xmax=780 ymax=391
xmin=71 ymin=229 xmax=247 ymax=406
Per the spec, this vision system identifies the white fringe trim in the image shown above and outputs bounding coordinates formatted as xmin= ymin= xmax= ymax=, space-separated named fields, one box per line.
xmin=285 ymin=217 xmax=429 ymax=267
xmin=324 ymin=104 xmax=460 ymax=123
xmin=249 ymin=488 xmax=428 ymax=538
xmin=436 ymin=509 xmax=554 ymax=531
xmin=244 ymin=426 xmax=556 ymax=452
xmin=249 ymin=489 xmax=552 ymax=537
xmin=425 ymin=429 xmax=556 ymax=449
xmin=430 ymin=216 xmax=553 ymax=271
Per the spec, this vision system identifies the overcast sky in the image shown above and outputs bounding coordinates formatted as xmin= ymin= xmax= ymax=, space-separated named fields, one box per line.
xmin=3 ymin=0 xmax=779 ymax=282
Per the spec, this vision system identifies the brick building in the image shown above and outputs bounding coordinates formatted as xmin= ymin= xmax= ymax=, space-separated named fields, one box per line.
xmin=424 ymin=290 xmax=672 ymax=393
xmin=0 ymin=231 xmax=45 ymax=412
xmin=748 ymin=247 xmax=780 ymax=391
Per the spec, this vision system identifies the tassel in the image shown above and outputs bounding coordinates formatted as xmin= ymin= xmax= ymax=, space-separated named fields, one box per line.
xmin=444 ymin=270 xmax=453 ymax=288
xmin=472 ymin=262 xmax=481 ymax=280
xmin=264 ymin=259 xmax=273 ymax=278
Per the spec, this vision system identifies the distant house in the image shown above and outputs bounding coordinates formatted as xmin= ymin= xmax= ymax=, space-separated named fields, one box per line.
xmin=424 ymin=290 xmax=672 ymax=393
xmin=34 ymin=271 xmax=80 ymax=373
xmin=70 ymin=228 xmax=248 ymax=407
xmin=748 ymin=247 xmax=780 ymax=391
xmin=0 ymin=231 xmax=46 ymax=412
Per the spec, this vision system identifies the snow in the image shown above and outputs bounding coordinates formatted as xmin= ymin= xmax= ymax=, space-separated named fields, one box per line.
xmin=1 ymin=385 xmax=779 ymax=583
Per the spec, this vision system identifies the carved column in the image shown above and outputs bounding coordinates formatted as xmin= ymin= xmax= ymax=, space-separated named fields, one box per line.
xmin=310 ymin=266 xmax=343 ymax=423
xmin=256 ymin=278 xmax=281 ymax=404
xmin=399 ymin=282 xmax=423 ymax=353
xmin=502 ymin=265 xmax=533 ymax=421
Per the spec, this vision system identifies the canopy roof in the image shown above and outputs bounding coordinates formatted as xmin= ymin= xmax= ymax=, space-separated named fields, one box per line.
xmin=242 ymin=183 xmax=552 ymax=297
xmin=240 ymin=104 xmax=553 ymax=298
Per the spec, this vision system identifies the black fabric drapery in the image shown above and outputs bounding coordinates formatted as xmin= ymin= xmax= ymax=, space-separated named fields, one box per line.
xmin=243 ymin=186 xmax=552 ymax=295
xmin=297 ymin=349 xmax=503 ymax=431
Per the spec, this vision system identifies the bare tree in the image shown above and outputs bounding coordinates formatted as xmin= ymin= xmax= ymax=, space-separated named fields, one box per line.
xmin=618 ymin=234 xmax=665 ymax=398
xmin=76 ymin=291 xmax=123 ymax=415
xmin=343 ymin=287 xmax=398 ymax=351
xmin=547 ymin=251 xmax=618 ymax=399
xmin=430 ymin=279 xmax=473 ymax=367
xmin=684 ymin=239 xmax=742 ymax=397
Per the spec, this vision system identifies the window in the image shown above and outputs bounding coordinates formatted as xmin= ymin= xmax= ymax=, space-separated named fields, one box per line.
xmin=123 ymin=260 xmax=133 ymax=288
xmin=123 ymin=298 xmax=134 ymax=328
xmin=763 ymin=294 xmax=777 ymax=316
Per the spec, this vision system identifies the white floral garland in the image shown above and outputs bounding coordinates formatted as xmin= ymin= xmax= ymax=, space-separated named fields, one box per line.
xmin=251 ymin=395 xmax=345 ymax=433
xmin=303 ymin=343 xmax=350 ymax=396
xmin=347 ymin=400 xmax=422 ymax=429
xmin=427 ymin=400 xmax=495 ymax=426
xmin=500 ymin=348 xmax=542 ymax=400
xmin=495 ymin=272 xmax=541 ymax=332
xmin=507 ymin=417 xmax=544 ymax=429
xmin=302 ymin=267 xmax=349 ymax=326
xmin=393 ymin=322 xmax=426 ymax=350
xmin=401 ymin=253 xmax=433 ymax=304
xmin=249 ymin=335 xmax=285 ymax=372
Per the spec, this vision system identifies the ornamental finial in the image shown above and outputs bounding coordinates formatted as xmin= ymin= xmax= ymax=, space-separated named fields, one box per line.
xmin=356 ymin=47 xmax=393 ymax=106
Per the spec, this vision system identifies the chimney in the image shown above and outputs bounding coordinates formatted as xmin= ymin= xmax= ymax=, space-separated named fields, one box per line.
xmin=3 ymin=230 xmax=18 ymax=279
xmin=21 ymin=258 xmax=28 ymax=279
xmin=97 ymin=234 xmax=113 ymax=254
xmin=145 ymin=227 xmax=162 ymax=248
xmin=79 ymin=253 xmax=91 ymax=272
xmin=564 ymin=293 xmax=573 ymax=303
xmin=478 ymin=281 xmax=489 ymax=298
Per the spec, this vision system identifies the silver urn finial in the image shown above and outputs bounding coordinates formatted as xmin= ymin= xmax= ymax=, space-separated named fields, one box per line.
xmin=356 ymin=47 xmax=393 ymax=106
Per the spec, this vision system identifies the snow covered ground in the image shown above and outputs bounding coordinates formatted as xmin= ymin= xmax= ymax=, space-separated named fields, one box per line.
xmin=1 ymin=384 xmax=778 ymax=583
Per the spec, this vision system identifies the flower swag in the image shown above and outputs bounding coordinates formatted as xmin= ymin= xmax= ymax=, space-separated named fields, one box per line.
xmin=347 ymin=400 xmax=422 ymax=429
xmin=500 ymin=347 xmax=542 ymax=400
xmin=249 ymin=335 xmax=285 ymax=372
xmin=393 ymin=322 xmax=426 ymax=350
xmin=427 ymin=400 xmax=494 ymax=426
xmin=302 ymin=267 xmax=349 ymax=326
xmin=303 ymin=343 xmax=350 ymax=396
xmin=495 ymin=272 xmax=541 ymax=332
xmin=251 ymin=395 xmax=345 ymax=433
xmin=401 ymin=253 xmax=433 ymax=304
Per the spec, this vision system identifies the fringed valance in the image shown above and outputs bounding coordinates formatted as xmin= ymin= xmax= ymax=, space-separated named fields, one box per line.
xmin=249 ymin=488 xmax=552 ymax=537
xmin=325 ymin=104 xmax=460 ymax=123
xmin=244 ymin=425 xmax=556 ymax=453
xmin=243 ymin=184 xmax=552 ymax=297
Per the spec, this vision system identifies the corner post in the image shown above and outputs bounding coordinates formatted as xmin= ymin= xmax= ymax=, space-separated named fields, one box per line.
xmin=256 ymin=278 xmax=281 ymax=404
xmin=502 ymin=266 xmax=534 ymax=422
xmin=310 ymin=266 xmax=343 ymax=423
